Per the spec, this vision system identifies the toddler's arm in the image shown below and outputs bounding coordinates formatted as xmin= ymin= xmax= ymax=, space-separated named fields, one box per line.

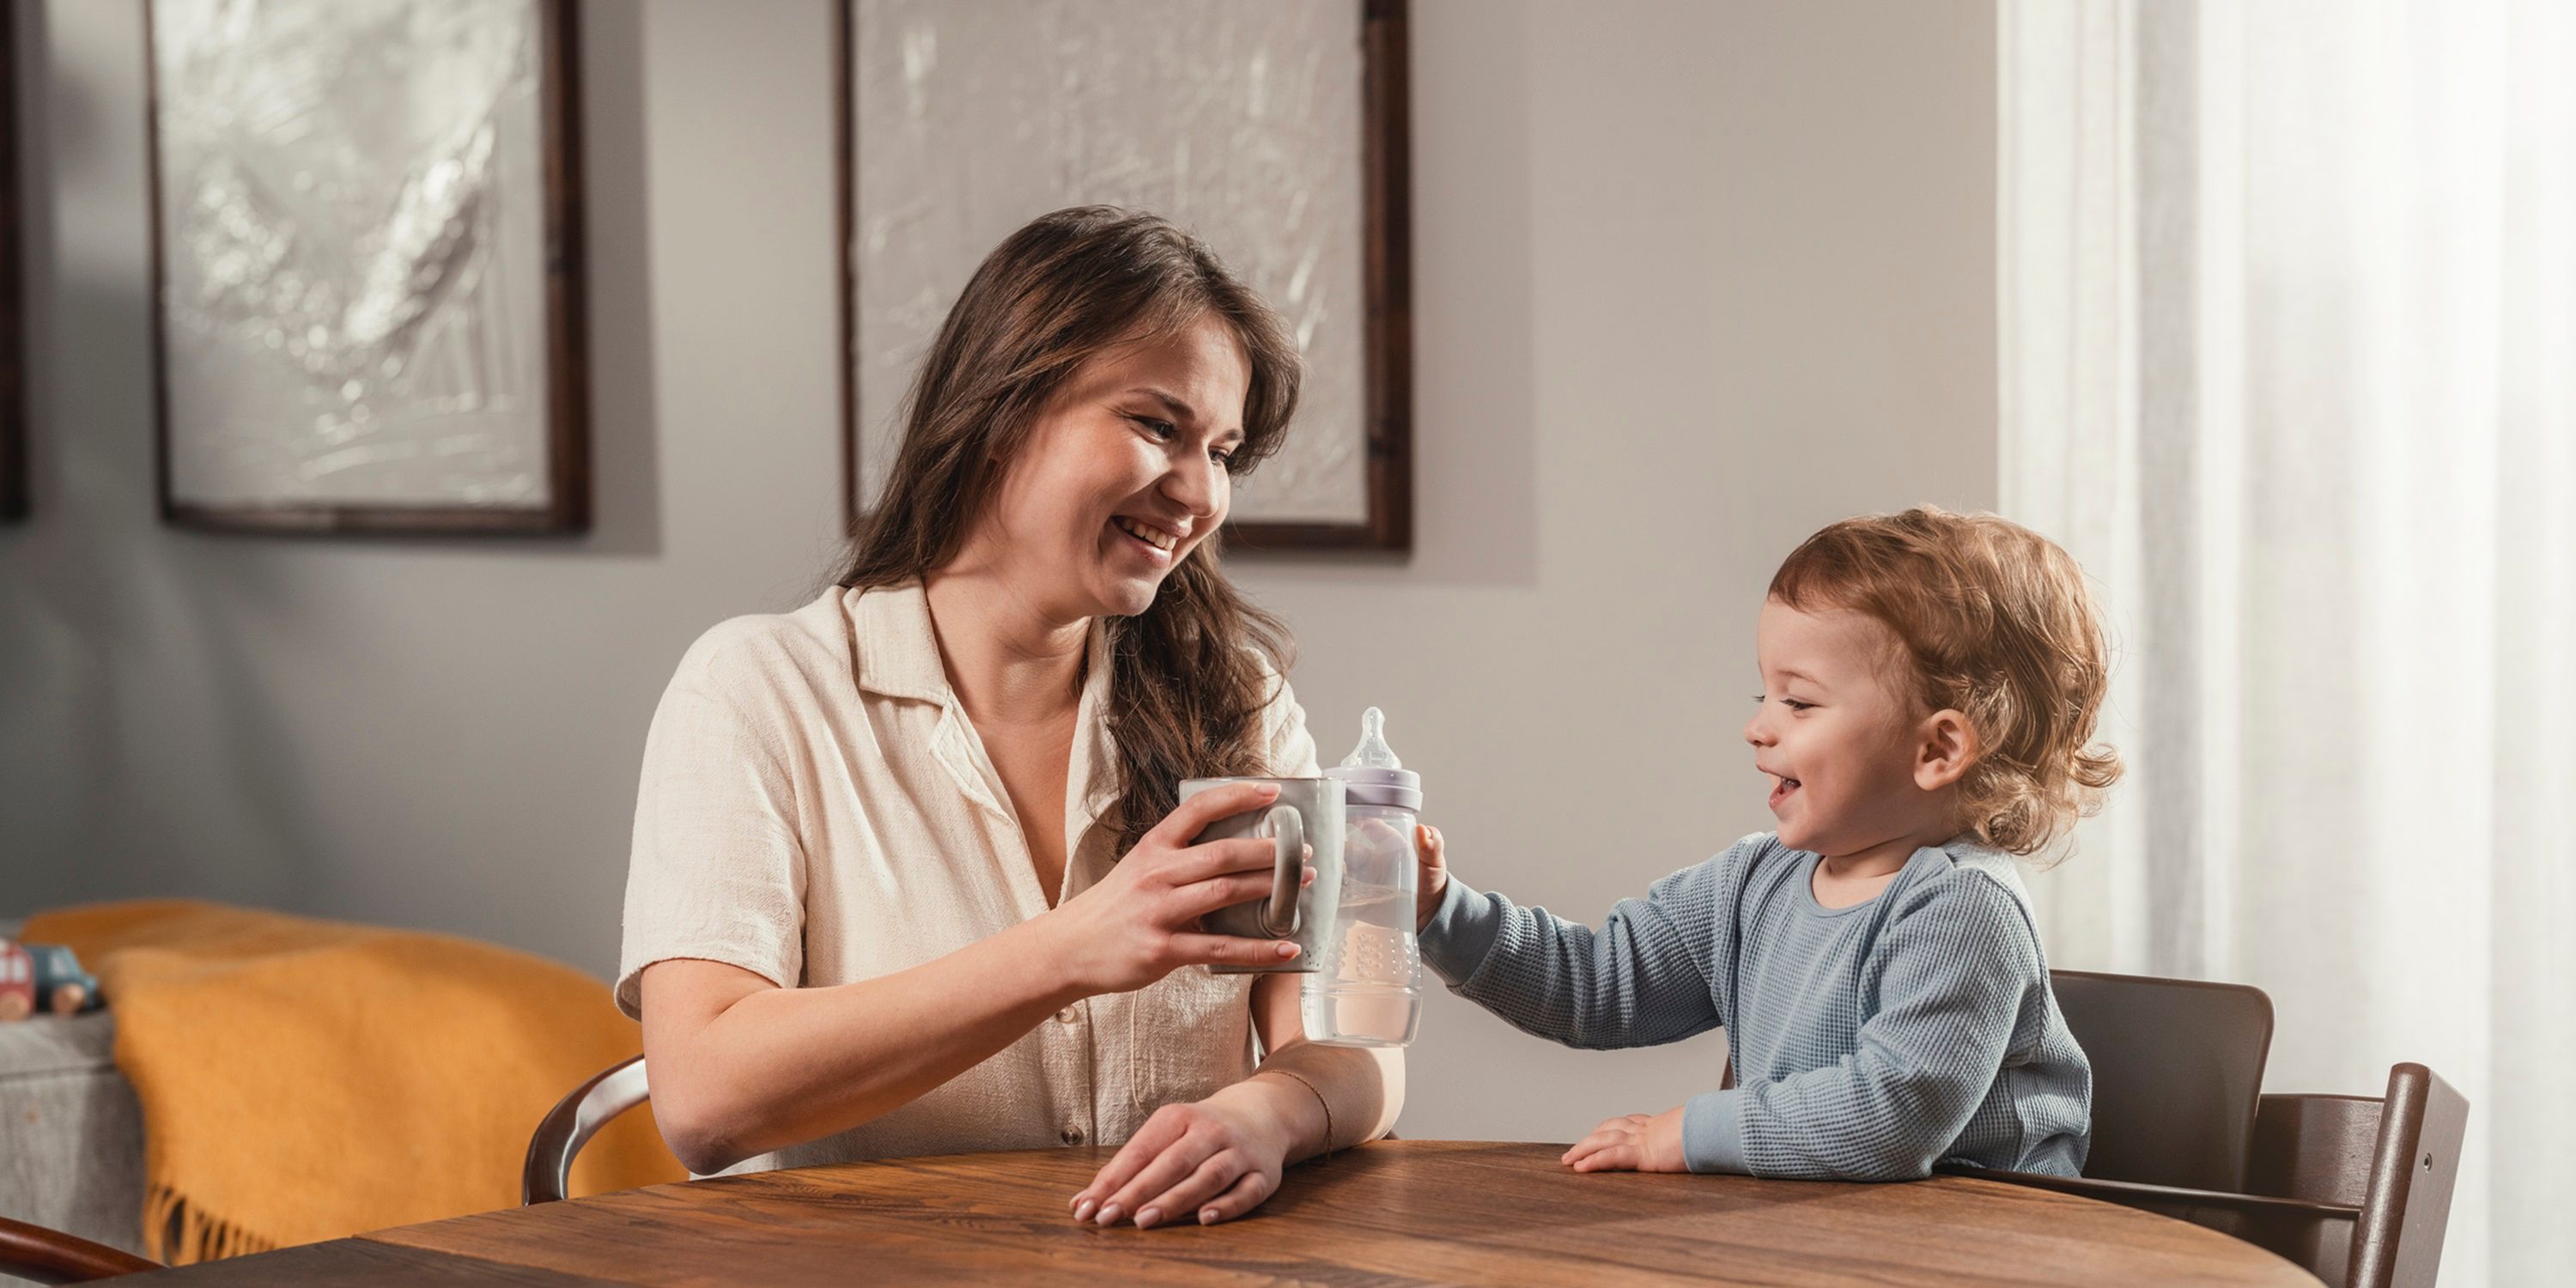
xmin=1412 ymin=831 xmax=1761 ymax=1051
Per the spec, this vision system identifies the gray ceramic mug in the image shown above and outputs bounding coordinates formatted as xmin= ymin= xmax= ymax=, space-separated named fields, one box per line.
xmin=1181 ymin=776 xmax=1346 ymax=975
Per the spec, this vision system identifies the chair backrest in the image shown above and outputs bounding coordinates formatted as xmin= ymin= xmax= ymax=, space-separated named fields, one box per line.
xmin=521 ymin=1054 xmax=652 ymax=1205
xmin=2245 ymin=1063 xmax=2467 ymax=1288
xmin=2049 ymin=968 xmax=2275 ymax=1191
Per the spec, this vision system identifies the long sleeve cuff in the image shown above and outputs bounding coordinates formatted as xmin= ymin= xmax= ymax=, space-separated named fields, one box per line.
xmin=1682 ymin=1088 xmax=1749 ymax=1174
xmin=1418 ymin=877 xmax=1504 ymax=987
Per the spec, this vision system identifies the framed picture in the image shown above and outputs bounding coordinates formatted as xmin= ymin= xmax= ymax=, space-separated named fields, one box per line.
xmin=836 ymin=0 xmax=1412 ymax=550
xmin=1 ymin=5 xmax=23 ymax=523
xmin=145 ymin=0 xmax=588 ymax=534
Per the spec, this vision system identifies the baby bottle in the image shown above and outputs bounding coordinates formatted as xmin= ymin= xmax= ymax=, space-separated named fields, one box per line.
xmin=1309 ymin=708 xmax=1425 ymax=1047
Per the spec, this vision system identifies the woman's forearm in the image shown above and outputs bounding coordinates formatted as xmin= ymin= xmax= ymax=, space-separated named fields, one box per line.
xmin=1246 ymin=1041 xmax=1405 ymax=1161
xmin=653 ymin=916 xmax=1084 ymax=1173
xmin=650 ymin=785 xmax=1309 ymax=1175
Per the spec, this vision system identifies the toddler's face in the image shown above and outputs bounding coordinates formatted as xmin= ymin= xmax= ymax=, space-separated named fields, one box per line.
xmin=1743 ymin=599 xmax=1948 ymax=857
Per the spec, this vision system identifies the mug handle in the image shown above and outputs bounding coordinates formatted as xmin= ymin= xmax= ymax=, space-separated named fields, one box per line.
xmin=1255 ymin=805 xmax=1305 ymax=939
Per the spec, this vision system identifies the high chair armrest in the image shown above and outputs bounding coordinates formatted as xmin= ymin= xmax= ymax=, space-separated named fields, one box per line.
xmin=1945 ymin=1166 xmax=2354 ymax=1283
xmin=1945 ymin=1165 xmax=2354 ymax=1217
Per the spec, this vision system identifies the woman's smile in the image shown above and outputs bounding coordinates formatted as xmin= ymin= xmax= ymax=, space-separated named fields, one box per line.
xmin=1112 ymin=514 xmax=1182 ymax=560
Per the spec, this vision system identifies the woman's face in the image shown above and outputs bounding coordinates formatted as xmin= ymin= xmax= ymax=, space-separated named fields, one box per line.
xmin=976 ymin=315 xmax=1253 ymax=621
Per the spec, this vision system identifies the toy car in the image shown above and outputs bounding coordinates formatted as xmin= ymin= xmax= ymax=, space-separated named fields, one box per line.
xmin=25 ymin=944 xmax=102 ymax=1016
xmin=0 ymin=942 xmax=32 ymax=1022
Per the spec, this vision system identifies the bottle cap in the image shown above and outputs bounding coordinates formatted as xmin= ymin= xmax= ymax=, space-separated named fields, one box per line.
xmin=1324 ymin=707 xmax=1422 ymax=811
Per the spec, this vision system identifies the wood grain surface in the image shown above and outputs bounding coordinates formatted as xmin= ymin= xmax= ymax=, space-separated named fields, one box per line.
xmin=125 ymin=1140 xmax=2322 ymax=1285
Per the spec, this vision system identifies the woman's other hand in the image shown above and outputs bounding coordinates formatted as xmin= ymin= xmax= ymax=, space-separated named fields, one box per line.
xmin=1068 ymin=1088 xmax=1292 ymax=1229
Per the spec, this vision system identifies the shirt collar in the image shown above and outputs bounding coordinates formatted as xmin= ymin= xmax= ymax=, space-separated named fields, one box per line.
xmin=846 ymin=581 xmax=1123 ymax=834
xmin=844 ymin=583 xmax=953 ymax=703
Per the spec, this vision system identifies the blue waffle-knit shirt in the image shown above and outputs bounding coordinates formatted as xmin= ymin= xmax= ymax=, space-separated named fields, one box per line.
xmin=1421 ymin=832 xmax=2092 ymax=1180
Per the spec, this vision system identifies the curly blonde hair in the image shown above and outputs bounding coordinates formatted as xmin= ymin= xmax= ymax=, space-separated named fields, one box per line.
xmin=1767 ymin=506 xmax=2123 ymax=857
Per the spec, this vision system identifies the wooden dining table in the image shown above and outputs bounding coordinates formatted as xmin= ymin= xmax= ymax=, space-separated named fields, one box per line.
xmin=123 ymin=1140 xmax=2321 ymax=1285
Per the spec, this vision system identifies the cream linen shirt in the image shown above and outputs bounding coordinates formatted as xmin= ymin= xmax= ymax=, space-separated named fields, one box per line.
xmin=617 ymin=583 xmax=1320 ymax=1176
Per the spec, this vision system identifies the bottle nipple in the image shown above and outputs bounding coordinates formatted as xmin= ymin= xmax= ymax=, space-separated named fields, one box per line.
xmin=1339 ymin=707 xmax=1403 ymax=770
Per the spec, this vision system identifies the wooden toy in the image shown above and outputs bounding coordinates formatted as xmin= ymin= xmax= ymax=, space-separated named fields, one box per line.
xmin=24 ymin=944 xmax=103 ymax=1015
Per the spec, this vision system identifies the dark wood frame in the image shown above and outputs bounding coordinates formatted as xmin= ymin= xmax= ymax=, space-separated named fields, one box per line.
xmin=145 ymin=0 xmax=590 ymax=535
xmin=833 ymin=0 xmax=1412 ymax=552
xmin=1 ymin=3 xmax=26 ymax=523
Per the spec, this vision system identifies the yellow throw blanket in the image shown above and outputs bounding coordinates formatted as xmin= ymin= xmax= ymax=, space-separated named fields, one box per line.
xmin=20 ymin=900 xmax=684 ymax=1263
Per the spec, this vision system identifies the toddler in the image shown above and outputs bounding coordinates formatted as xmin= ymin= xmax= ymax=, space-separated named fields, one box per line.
xmin=1414 ymin=507 xmax=2117 ymax=1180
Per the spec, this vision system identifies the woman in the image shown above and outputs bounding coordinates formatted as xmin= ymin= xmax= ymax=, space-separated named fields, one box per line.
xmin=617 ymin=207 xmax=1400 ymax=1230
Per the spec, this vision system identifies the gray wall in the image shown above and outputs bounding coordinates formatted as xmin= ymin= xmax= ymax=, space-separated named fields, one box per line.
xmin=0 ymin=0 xmax=1996 ymax=1145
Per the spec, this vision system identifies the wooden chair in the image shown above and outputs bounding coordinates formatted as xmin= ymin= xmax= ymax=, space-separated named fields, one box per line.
xmin=1720 ymin=968 xmax=2275 ymax=1190
xmin=522 ymin=1054 xmax=653 ymax=1205
xmin=1959 ymin=1062 xmax=2469 ymax=1287
xmin=2050 ymin=969 xmax=2275 ymax=1191
xmin=1729 ymin=965 xmax=2458 ymax=1284
xmin=0 ymin=1216 xmax=159 ymax=1285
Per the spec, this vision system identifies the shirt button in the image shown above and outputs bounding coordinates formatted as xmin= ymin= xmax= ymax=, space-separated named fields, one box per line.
xmin=1055 ymin=1005 xmax=1080 ymax=1025
xmin=1061 ymin=1127 xmax=1084 ymax=1145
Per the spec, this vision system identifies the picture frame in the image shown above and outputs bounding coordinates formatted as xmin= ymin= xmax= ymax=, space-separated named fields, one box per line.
xmin=145 ymin=0 xmax=589 ymax=534
xmin=0 ymin=7 xmax=25 ymax=524
xmin=835 ymin=0 xmax=1412 ymax=551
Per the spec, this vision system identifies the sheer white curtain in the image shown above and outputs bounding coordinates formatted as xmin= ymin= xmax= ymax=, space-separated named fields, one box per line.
xmin=1999 ymin=2 xmax=2576 ymax=1283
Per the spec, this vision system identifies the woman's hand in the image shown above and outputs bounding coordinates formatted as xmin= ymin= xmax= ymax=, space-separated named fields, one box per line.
xmin=1038 ymin=781 xmax=1306 ymax=997
xmin=1414 ymin=823 xmax=1449 ymax=931
xmin=1560 ymin=1106 xmax=1689 ymax=1173
xmin=1068 ymin=1088 xmax=1291 ymax=1229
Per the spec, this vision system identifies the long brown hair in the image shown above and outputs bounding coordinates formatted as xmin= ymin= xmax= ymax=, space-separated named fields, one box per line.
xmin=833 ymin=206 xmax=1300 ymax=854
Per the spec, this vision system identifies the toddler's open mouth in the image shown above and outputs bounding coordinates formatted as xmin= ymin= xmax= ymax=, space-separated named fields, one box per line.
xmin=1767 ymin=775 xmax=1801 ymax=810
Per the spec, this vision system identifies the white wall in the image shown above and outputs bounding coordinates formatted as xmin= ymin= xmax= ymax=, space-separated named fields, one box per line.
xmin=1239 ymin=0 xmax=1999 ymax=1140
xmin=3 ymin=0 xmax=847 ymax=963
xmin=0 ymin=0 xmax=1996 ymax=1145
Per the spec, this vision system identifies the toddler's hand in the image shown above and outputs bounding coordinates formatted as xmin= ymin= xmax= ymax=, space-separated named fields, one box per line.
xmin=1561 ymin=1107 xmax=1688 ymax=1174
xmin=1413 ymin=824 xmax=1448 ymax=932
